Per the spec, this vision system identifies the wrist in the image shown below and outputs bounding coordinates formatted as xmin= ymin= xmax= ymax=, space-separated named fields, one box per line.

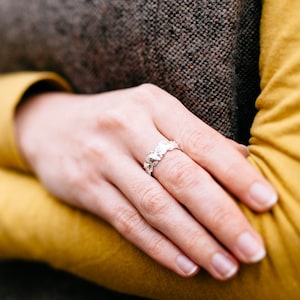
xmin=14 ymin=91 xmax=71 ymax=172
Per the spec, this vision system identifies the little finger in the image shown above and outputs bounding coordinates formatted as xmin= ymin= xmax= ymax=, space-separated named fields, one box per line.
xmin=81 ymin=180 xmax=200 ymax=278
xmin=104 ymin=156 xmax=240 ymax=280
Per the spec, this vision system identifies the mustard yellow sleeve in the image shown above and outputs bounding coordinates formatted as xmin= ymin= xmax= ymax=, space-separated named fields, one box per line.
xmin=0 ymin=71 xmax=71 ymax=171
xmin=0 ymin=1 xmax=300 ymax=299
xmin=239 ymin=0 xmax=300 ymax=297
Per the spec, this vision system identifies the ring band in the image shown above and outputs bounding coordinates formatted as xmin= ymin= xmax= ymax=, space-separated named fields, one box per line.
xmin=143 ymin=140 xmax=180 ymax=176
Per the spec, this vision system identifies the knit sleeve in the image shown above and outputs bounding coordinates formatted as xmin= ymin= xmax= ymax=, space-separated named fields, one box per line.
xmin=240 ymin=0 xmax=300 ymax=296
xmin=0 ymin=72 xmax=71 ymax=172
xmin=245 ymin=0 xmax=300 ymax=247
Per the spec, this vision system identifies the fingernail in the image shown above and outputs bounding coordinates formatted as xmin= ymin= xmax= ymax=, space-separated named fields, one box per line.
xmin=211 ymin=253 xmax=238 ymax=279
xmin=237 ymin=232 xmax=266 ymax=262
xmin=176 ymin=255 xmax=199 ymax=276
xmin=250 ymin=182 xmax=278 ymax=207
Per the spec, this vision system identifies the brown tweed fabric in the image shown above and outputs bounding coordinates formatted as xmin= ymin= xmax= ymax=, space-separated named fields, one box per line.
xmin=0 ymin=0 xmax=261 ymax=143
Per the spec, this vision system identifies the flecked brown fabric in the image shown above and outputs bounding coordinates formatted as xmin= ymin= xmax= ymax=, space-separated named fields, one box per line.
xmin=0 ymin=0 xmax=261 ymax=142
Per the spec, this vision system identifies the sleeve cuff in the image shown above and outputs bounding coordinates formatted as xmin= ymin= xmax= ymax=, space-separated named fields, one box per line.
xmin=0 ymin=71 xmax=72 ymax=172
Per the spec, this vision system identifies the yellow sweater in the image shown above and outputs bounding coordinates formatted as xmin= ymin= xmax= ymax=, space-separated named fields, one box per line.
xmin=0 ymin=0 xmax=300 ymax=299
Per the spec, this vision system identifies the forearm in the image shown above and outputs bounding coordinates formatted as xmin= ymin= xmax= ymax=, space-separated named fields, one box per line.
xmin=0 ymin=167 xmax=283 ymax=300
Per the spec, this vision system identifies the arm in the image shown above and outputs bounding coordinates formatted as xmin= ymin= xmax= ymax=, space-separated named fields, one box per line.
xmin=12 ymin=81 xmax=277 ymax=281
xmin=1 ymin=0 xmax=299 ymax=299
xmin=0 ymin=68 xmax=277 ymax=282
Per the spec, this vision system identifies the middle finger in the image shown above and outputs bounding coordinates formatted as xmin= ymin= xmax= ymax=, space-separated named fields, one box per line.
xmin=104 ymin=153 xmax=239 ymax=280
xmin=131 ymin=136 xmax=266 ymax=264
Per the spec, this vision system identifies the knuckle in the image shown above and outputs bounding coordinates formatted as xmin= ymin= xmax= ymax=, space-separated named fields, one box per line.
xmin=62 ymin=173 xmax=89 ymax=207
xmin=208 ymin=208 xmax=236 ymax=233
xmin=82 ymin=139 xmax=107 ymax=161
xmin=131 ymin=84 xmax=177 ymax=117
xmin=223 ymin=162 xmax=241 ymax=184
xmin=183 ymin=128 xmax=219 ymax=160
xmin=147 ymin=236 xmax=166 ymax=257
xmin=96 ymin=109 xmax=129 ymax=133
xmin=137 ymin=83 xmax=162 ymax=94
xmin=95 ymin=108 xmax=149 ymax=144
xmin=66 ymin=170 xmax=88 ymax=192
xmin=115 ymin=208 xmax=145 ymax=237
xmin=132 ymin=83 xmax=164 ymax=106
xmin=184 ymin=231 xmax=209 ymax=254
xmin=139 ymin=187 xmax=169 ymax=216
xmin=164 ymin=158 xmax=200 ymax=196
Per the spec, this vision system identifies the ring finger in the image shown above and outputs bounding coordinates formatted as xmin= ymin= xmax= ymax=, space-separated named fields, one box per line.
xmin=79 ymin=179 xmax=200 ymax=277
xmin=104 ymin=153 xmax=239 ymax=280
xmin=126 ymin=129 xmax=266 ymax=263
xmin=128 ymin=129 xmax=266 ymax=264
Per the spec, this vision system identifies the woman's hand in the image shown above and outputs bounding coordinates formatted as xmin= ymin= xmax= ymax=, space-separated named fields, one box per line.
xmin=15 ymin=84 xmax=277 ymax=280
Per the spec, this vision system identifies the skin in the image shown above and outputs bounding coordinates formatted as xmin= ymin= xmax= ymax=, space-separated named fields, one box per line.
xmin=14 ymin=83 xmax=277 ymax=281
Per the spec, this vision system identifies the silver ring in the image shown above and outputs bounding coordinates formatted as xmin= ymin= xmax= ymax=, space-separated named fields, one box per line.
xmin=143 ymin=140 xmax=180 ymax=176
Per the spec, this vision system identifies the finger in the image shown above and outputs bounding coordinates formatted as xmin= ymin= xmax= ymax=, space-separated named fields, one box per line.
xmin=129 ymin=130 xmax=266 ymax=264
xmin=79 ymin=179 xmax=200 ymax=278
xmin=104 ymin=155 xmax=240 ymax=280
xmin=152 ymin=149 xmax=266 ymax=264
xmin=121 ymin=119 xmax=265 ymax=265
xmin=227 ymin=139 xmax=249 ymax=157
xmin=147 ymin=86 xmax=277 ymax=212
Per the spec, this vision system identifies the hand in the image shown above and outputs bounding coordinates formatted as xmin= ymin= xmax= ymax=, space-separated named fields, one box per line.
xmin=15 ymin=84 xmax=277 ymax=280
